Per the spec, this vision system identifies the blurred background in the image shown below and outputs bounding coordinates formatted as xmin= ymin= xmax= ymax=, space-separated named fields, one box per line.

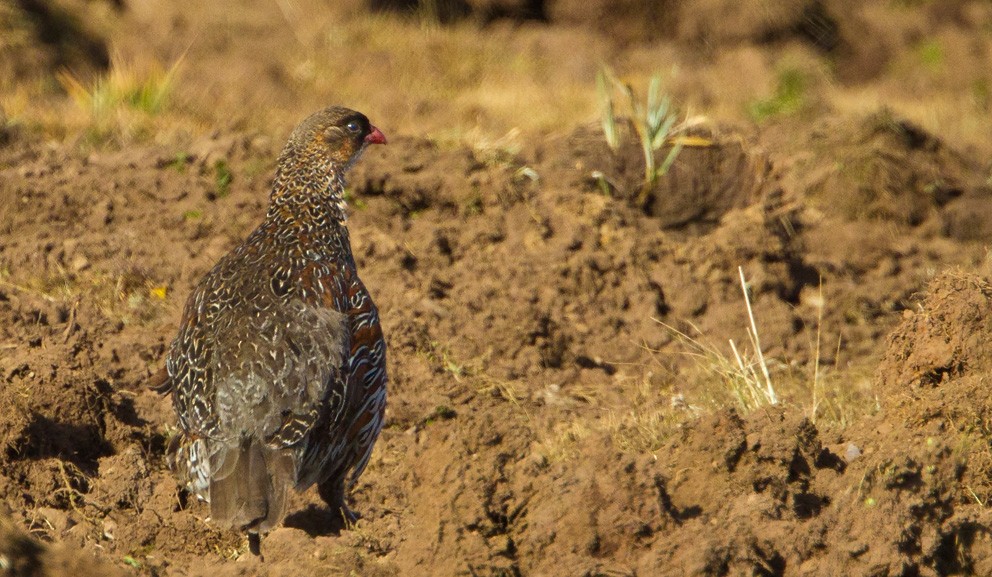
xmin=3 ymin=0 xmax=992 ymax=153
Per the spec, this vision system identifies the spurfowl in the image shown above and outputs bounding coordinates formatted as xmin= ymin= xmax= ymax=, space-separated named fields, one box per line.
xmin=165 ymin=106 xmax=388 ymax=556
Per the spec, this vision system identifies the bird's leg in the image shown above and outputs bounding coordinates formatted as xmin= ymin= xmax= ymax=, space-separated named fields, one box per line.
xmin=317 ymin=476 xmax=358 ymax=526
xmin=247 ymin=531 xmax=262 ymax=558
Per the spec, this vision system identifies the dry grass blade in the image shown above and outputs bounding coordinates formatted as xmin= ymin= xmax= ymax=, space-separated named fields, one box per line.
xmin=656 ymin=319 xmax=769 ymax=413
xmin=736 ymin=266 xmax=777 ymax=405
xmin=811 ymin=279 xmax=824 ymax=422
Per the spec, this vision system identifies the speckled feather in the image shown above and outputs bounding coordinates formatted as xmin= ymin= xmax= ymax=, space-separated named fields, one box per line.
xmin=166 ymin=106 xmax=388 ymax=535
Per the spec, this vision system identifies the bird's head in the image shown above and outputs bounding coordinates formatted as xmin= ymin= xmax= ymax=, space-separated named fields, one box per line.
xmin=286 ymin=106 xmax=387 ymax=170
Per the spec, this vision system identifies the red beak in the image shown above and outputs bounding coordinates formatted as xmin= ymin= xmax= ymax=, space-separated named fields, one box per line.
xmin=365 ymin=125 xmax=387 ymax=145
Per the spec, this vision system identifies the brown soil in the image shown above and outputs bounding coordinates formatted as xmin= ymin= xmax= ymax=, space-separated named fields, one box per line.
xmin=4 ymin=1 xmax=992 ymax=576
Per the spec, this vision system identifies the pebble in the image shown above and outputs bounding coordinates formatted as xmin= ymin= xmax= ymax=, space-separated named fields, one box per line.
xmin=844 ymin=442 xmax=862 ymax=462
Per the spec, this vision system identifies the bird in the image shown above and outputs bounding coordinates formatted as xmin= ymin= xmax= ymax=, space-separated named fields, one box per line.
xmin=164 ymin=106 xmax=388 ymax=556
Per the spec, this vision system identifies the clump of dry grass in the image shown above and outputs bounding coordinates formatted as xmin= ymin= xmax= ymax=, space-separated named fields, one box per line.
xmin=604 ymin=373 xmax=692 ymax=454
xmin=656 ymin=267 xmax=878 ymax=425
xmin=56 ymin=52 xmax=185 ymax=145
xmin=531 ymin=420 xmax=595 ymax=466
xmin=529 ymin=369 xmax=692 ymax=461
xmin=659 ymin=267 xmax=778 ymax=414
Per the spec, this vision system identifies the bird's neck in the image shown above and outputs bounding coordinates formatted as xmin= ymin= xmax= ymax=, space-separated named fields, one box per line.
xmin=265 ymin=155 xmax=349 ymax=235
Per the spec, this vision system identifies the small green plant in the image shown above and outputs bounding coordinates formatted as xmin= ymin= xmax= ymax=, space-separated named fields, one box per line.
xmin=916 ymin=39 xmax=944 ymax=70
xmin=597 ymin=70 xmax=620 ymax=151
xmin=213 ymin=159 xmax=233 ymax=198
xmin=748 ymin=68 xmax=807 ymax=121
xmin=462 ymin=193 xmax=483 ymax=216
xmin=342 ymin=189 xmax=367 ymax=210
xmin=590 ymin=171 xmax=614 ymax=197
xmin=423 ymin=405 xmax=457 ymax=426
xmin=167 ymin=152 xmax=191 ymax=172
xmin=597 ymin=67 xmax=684 ymax=205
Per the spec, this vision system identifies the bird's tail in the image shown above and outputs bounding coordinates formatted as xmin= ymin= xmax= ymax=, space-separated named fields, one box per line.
xmin=169 ymin=432 xmax=296 ymax=532
xmin=208 ymin=438 xmax=296 ymax=532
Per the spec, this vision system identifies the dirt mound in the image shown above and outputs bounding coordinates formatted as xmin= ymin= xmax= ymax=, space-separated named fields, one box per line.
xmin=872 ymin=271 xmax=992 ymax=513
xmin=542 ymin=122 xmax=770 ymax=231
xmin=0 ymin=291 xmax=145 ymax=508
xmin=1 ymin=106 xmax=991 ymax=573
xmin=877 ymin=271 xmax=992 ymax=397
xmin=777 ymin=110 xmax=984 ymax=230
xmin=368 ymin=395 xmax=992 ymax=576
xmin=852 ymin=270 xmax=992 ymax=574
xmin=5 ymin=0 xmax=992 ymax=572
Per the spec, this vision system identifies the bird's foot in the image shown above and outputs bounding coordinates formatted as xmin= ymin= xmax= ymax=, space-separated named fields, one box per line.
xmin=338 ymin=502 xmax=359 ymax=527
xmin=317 ymin=477 xmax=359 ymax=530
xmin=247 ymin=531 xmax=263 ymax=559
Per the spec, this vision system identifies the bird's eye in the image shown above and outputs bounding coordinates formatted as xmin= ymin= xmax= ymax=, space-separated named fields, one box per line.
xmin=346 ymin=121 xmax=361 ymax=134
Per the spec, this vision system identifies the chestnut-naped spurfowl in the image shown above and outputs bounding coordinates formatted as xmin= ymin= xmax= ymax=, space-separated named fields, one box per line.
xmin=165 ymin=106 xmax=388 ymax=556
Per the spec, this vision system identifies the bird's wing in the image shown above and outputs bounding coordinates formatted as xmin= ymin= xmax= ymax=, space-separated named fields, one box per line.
xmin=212 ymin=296 xmax=350 ymax=448
xmin=168 ymin=274 xmax=351 ymax=453
xmin=168 ymin=280 xmax=224 ymax=438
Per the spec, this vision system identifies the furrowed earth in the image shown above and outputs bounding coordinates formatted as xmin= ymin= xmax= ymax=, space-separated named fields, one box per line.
xmin=3 ymin=1 xmax=992 ymax=576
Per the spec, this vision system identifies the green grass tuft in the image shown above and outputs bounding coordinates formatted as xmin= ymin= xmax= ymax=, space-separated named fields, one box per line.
xmin=748 ymin=68 xmax=807 ymax=121
xmin=213 ymin=159 xmax=232 ymax=198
